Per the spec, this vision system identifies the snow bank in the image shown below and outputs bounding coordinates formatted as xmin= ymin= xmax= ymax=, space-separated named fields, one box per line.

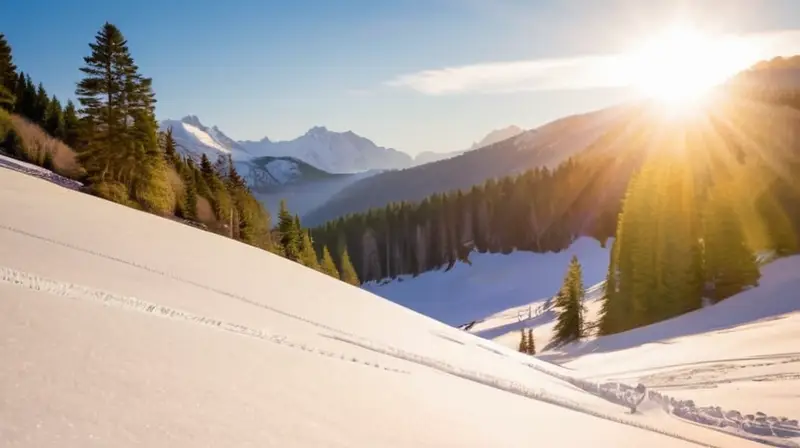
xmin=0 ymin=153 xmax=83 ymax=190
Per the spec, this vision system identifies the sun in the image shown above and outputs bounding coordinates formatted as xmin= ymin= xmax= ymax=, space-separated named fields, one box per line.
xmin=623 ymin=26 xmax=757 ymax=110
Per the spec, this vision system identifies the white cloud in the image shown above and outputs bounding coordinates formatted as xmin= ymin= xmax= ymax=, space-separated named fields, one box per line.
xmin=385 ymin=29 xmax=800 ymax=96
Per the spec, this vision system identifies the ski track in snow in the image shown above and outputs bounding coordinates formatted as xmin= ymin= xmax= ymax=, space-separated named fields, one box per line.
xmin=0 ymin=223 xmax=358 ymax=338
xmin=325 ymin=333 xmax=736 ymax=448
xmin=0 ymin=264 xmax=410 ymax=375
xmin=523 ymin=362 xmax=800 ymax=447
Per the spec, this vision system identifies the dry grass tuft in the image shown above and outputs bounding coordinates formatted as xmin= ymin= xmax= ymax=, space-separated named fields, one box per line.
xmin=10 ymin=114 xmax=84 ymax=178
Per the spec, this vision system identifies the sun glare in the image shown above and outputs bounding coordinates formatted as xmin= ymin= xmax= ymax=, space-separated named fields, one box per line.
xmin=623 ymin=26 xmax=759 ymax=110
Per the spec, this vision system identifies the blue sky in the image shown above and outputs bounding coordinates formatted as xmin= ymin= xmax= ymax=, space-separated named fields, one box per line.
xmin=2 ymin=0 xmax=800 ymax=155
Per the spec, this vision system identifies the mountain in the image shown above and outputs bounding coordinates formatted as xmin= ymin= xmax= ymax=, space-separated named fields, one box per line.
xmin=468 ymin=125 xmax=524 ymax=150
xmin=1 ymin=166 xmax=782 ymax=447
xmin=240 ymin=126 xmax=412 ymax=173
xmin=728 ymin=55 xmax=800 ymax=90
xmin=159 ymin=115 xmax=251 ymax=161
xmin=412 ymin=125 xmax=524 ymax=166
xmin=233 ymin=156 xmax=382 ymax=217
xmin=303 ymin=104 xmax=635 ymax=226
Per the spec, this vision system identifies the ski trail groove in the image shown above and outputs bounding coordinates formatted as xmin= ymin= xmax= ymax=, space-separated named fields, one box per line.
xmin=0 ymin=264 xmax=409 ymax=375
xmin=324 ymin=333 xmax=721 ymax=448
xmin=0 ymin=224 xmax=356 ymax=337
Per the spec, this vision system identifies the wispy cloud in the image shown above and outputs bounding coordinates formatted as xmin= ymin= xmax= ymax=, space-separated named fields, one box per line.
xmin=385 ymin=29 xmax=800 ymax=96
xmin=385 ymin=55 xmax=627 ymax=95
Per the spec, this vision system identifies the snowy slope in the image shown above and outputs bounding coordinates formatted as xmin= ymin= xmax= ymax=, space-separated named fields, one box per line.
xmin=241 ymin=126 xmax=412 ymax=174
xmin=460 ymin=253 xmax=800 ymax=440
xmin=1 ymin=167 xmax=764 ymax=447
xmin=363 ymin=237 xmax=611 ymax=327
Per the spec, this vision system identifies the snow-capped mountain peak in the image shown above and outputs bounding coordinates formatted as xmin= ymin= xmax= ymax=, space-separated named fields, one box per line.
xmin=240 ymin=125 xmax=412 ymax=174
xmin=160 ymin=115 xmax=251 ymax=162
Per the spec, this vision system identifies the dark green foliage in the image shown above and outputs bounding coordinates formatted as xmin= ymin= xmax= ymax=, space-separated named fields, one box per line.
xmin=45 ymin=96 xmax=65 ymax=140
xmin=0 ymin=126 xmax=25 ymax=159
xmin=76 ymin=23 xmax=159 ymax=184
xmin=598 ymin=154 xmax=706 ymax=335
xmin=311 ymin=155 xmax=626 ymax=284
xmin=278 ymin=200 xmax=301 ymax=261
xmin=518 ymin=329 xmax=528 ymax=354
xmin=703 ymin=182 xmax=761 ymax=301
xmin=0 ymin=34 xmax=16 ymax=109
xmin=527 ymin=328 xmax=535 ymax=355
xmin=518 ymin=328 xmax=536 ymax=355
xmin=552 ymin=255 xmax=585 ymax=346
xmin=32 ymin=83 xmax=49 ymax=124
xmin=63 ymin=100 xmax=80 ymax=148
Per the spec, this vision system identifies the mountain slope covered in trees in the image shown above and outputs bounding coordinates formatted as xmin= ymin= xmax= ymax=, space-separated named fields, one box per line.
xmin=303 ymin=104 xmax=635 ymax=226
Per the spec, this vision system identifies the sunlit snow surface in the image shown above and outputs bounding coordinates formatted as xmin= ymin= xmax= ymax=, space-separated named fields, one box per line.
xmin=373 ymin=232 xmax=800 ymax=445
xmin=0 ymin=166 xmax=793 ymax=447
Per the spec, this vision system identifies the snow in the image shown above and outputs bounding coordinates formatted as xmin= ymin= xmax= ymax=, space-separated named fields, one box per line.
xmin=0 ymin=153 xmax=83 ymax=190
xmin=180 ymin=121 xmax=230 ymax=154
xmin=159 ymin=116 xmax=252 ymax=163
xmin=363 ymin=237 xmax=611 ymax=327
xmin=240 ymin=126 xmax=412 ymax=174
xmin=451 ymin=249 xmax=800 ymax=444
xmin=0 ymin=167 xmax=766 ymax=447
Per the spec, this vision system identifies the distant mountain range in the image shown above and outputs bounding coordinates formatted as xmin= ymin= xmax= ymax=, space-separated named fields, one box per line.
xmin=159 ymin=116 xmax=412 ymax=174
xmin=239 ymin=126 xmax=412 ymax=174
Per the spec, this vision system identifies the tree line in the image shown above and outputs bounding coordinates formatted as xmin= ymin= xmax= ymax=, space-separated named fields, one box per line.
xmin=0 ymin=26 xmax=361 ymax=286
xmin=311 ymin=155 xmax=626 ymax=284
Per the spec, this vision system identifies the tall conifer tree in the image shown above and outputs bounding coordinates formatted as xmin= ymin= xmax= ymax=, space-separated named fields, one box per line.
xmin=0 ymin=34 xmax=16 ymax=109
xmin=339 ymin=248 xmax=360 ymax=286
xmin=320 ymin=246 xmax=340 ymax=279
xmin=63 ymin=100 xmax=81 ymax=147
xmin=278 ymin=200 xmax=301 ymax=261
xmin=552 ymin=255 xmax=585 ymax=345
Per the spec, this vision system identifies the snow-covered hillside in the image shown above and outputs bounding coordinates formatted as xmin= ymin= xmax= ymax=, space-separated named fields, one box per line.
xmin=466 ymin=253 xmax=800 ymax=438
xmin=2 ymin=166 xmax=776 ymax=447
xmin=241 ymin=126 xmax=412 ymax=174
xmin=363 ymin=237 xmax=611 ymax=327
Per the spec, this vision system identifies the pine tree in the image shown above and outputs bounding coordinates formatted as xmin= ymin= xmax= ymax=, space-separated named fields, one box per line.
xmin=0 ymin=34 xmax=16 ymax=109
xmin=181 ymin=165 xmax=199 ymax=221
xmin=63 ymin=100 xmax=80 ymax=148
xmin=552 ymin=255 xmax=585 ymax=346
xmin=76 ymin=23 xmax=142 ymax=182
xmin=703 ymin=183 xmax=761 ymax=301
xmin=518 ymin=329 xmax=528 ymax=353
xmin=527 ymin=328 xmax=536 ymax=355
xmin=299 ymin=230 xmax=321 ymax=270
xmin=163 ymin=126 xmax=179 ymax=165
xmin=45 ymin=96 xmax=66 ymax=140
xmin=33 ymin=83 xmax=48 ymax=125
xmin=320 ymin=246 xmax=340 ymax=279
xmin=339 ymin=248 xmax=360 ymax=286
xmin=278 ymin=200 xmax=301 ymax=261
